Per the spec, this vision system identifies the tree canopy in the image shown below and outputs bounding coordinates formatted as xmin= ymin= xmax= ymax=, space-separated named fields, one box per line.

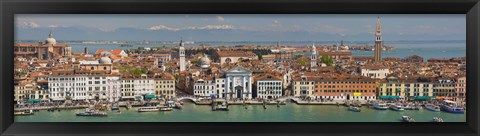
xmin=320 ymin=55 xmax=334 ymax=66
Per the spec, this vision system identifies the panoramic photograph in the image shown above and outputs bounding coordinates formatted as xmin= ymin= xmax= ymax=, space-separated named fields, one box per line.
xmin=13 ymin=14 xmax=466 ymax=122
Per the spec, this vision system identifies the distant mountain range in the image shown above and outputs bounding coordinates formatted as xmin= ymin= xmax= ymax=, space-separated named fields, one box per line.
xmin=15 ymin=26 xmax=466 ymax=42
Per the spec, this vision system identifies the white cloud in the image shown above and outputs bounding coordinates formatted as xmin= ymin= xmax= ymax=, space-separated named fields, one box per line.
xmin=186 ymin=25 xmax=234 ymax=30
xmin=16 ymin=21 xmax=40 ymax=28
xmin=216 ymin=16 xmax=225 ymax=22
xmin=148 ymin=24 xmax=234 ymax=31
xmin=148 ymin=25 xmax=180 ymax=31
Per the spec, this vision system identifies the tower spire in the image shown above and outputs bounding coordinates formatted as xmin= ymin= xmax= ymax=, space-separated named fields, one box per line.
xmin=376 ymin=16 xmax=381 ymax=34
xmin=179 ymin=37 xmax=184 ymax=47
xmin=49 ymin=30 xmax=53 ymax=38
xmin=374 ymin=16 xmax=383 ymax=63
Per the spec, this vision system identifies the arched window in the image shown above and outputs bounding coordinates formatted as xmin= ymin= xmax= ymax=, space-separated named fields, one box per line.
xmin=91 ymin=67 xmax=94 ymax=70
xmin=104 ymin=67 xmax=107 ymax=70
xmin=225 ymin=58 xmax=232 ymax=64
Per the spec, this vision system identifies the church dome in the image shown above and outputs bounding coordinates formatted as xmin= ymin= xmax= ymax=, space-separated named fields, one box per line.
xmin=45 ymin=38 xmax=56 ymax=45
xmin=99 ymin=57 xmax=112 ymax=64
xmin=199 ymin=54 xmax=211 ymax=69
xmin=45 ymin=31 xmax=56 ymax=45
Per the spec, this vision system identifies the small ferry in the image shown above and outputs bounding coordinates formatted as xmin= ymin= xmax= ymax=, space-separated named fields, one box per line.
xmin=402 ymin=116 xmax=415 ymax=122
xmin=390 ymin=103 xmax=404 ymax=111
xmin=424 ymin=103 xmax=441 ymax=112
xmin=212 ymin=99 xmax=229 ymax=111
xmin=14 ymin=109 xmax=34 ymax=116
xmin=373 ymin=101 xmax=389 ymax=110
xmin=402 ymin=104 xmax=420 ymax=110
xmin=160 ymin=107 xmax=173 ymax=111
xmin=111 ymin=106 xmax=120 ymax=111
xmin=440 ymin=100 xmax=465 ymax=114
xmin=348 ymin=106 xmax=361 ymax=112
xmin=433 ymin=117 xmax=444 ymax=122
xmin=76 ymin=108 xmax=108 ymax=117
xmin=138 ymin=106 xmax=159 ymax=112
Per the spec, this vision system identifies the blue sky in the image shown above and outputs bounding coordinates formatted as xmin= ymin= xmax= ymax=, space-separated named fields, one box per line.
xmin=15 ymin=14 xmax=466 ymax=41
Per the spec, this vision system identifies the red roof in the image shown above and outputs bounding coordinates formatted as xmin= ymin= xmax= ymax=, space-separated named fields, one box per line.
xmin=112 ymin=50 xmax=124 ymax=55
xmin=95 ymin=49 xmax=105 ymax=54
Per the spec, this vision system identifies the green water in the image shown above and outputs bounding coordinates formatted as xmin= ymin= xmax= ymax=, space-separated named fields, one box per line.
xmin=15 ymin=102 xmax=466 ymax=122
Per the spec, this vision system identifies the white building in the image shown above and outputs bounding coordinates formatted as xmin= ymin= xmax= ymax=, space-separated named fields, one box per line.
xmin=152 ymin=54 xmax=171 ymax=64
xmin=256 ymin=74 xmax=283 ymax=99
xmin=121 ymin=75 xmax=155 ymax=100
xmin=193 ymin=78 xmax=216 ymax=98
xmin=361 ymin=65 xmax=390 ymax=79
xmin=224 ymin=66 xmax=253 ymax=99
xmin=48 ymin=75 xmax=121 ymax=102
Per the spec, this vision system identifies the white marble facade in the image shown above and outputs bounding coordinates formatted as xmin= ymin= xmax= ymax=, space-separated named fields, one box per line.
xmin=224 ymin=67 xmax=253 ymax=99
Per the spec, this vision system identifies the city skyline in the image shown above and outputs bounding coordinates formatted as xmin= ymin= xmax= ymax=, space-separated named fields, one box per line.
xmin=16 ymin=14 xmax=465 ymax=41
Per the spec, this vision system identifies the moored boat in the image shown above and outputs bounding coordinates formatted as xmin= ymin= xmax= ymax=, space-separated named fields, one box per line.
xmin=111 ymin=106 xmax=120 ymax=111
xmin=160 ymin=107 xmax=173 ymax=111
xmin=212 ymin=99 xmax=229 ymax=111
xmin=433 ymin=117 xmax=444 ymax=122
xmin=440 ymin=100 xmax=464 ymax=114
xmin=373 ymin=101 xmax=389 ymax=110
xmin=14 ymin=110 xmax=34 ymax=116
xmin=347 ymin=106 xmax=361 ymax=112
xmin=138 ymin=106 xmax=159 ymax=112
xmin=402 ymin=116 xmax=415 ymax=122
xmin=390 ymin=103 xmax=404 ymax=111
xmin=424 ymin=103 xmax=441 ymax=112
xmin=76 ymin=108 xmax=108 ymax=117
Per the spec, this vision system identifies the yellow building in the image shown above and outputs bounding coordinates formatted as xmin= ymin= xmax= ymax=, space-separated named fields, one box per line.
xmin=14 ymin=82 xmax=34 ymax=103
xmin=292 ymin=76 xmax=316 ymax=98
xmin=154 ymin=73 xmax=176 ymax=99
xmin=379 ymin=77 xmax=434 ymax=100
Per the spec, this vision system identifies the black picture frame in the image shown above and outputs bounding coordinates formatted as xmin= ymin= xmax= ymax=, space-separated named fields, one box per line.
xmin=1 ymin=0 xmax=479 ymax=136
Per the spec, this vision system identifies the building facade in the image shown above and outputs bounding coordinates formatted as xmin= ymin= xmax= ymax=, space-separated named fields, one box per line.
xmin=361 ymin=65 xmax=390 ymax=79
xmin=48 ymin=75 xmax=121 ymax=102
xmin=379 ymin=78 xmax=434 ymax=100
xmin=256 ymin=74 xmax=283 ymax=99
xmin=455 ymin=76 xmax=466 ymax=102
xmin=314 ymin=76 xmax=377 ymax=101
xmin=154 ymin=76 xmax=176 ymax=99
xmin=224 ymin=67 xmax=253 ymax=99
xmin=14 ymin=31 xmax=72 ymax=60
xmin=121 ymin=76 xmax=155 ymax=100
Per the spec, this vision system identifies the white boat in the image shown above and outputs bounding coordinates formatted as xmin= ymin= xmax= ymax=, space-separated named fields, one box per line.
xmin=76 ymin=108 xmax=108 ymax=117
xmin=348 ymin=106 xmax=361 ymax=112
xmin=433 ymin=117 xmax=444 ymax=122
xmin=160 ymin=107 xmax=173 ymax=111
xmin=424 ymin=103 xmax=441 ymax=112
xmin=14 ymin=110 xmax=34 ymax=116
xmin=212 ymin=99 xmax=229 ymax=111
xmin=138 ymin=106 xmax=159 ymax=112
xmin=390 ymin=103 xmax=404 ymax=111
xmin=440 ymin=100 xmax=465 ymax=114
xmin=373 ymin=101 xmax=389 ymax=110
xmin=402 ymin=116 xmax=415 ymax=122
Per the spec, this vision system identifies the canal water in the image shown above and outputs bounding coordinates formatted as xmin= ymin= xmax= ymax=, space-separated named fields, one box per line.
xmin=15 ymin=102 xmax=466 ymax=122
